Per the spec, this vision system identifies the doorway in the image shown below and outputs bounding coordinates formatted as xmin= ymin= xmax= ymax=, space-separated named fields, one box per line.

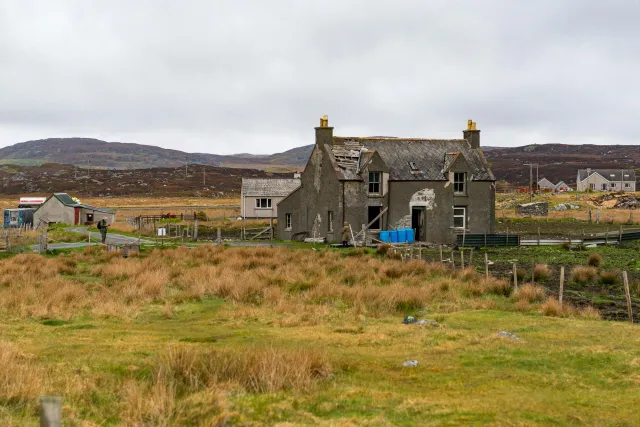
xmin=411 ymin=207 xmax=425 ymax=241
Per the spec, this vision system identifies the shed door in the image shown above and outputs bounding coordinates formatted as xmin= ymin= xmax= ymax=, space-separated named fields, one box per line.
xmin=74 ymin=207 xmax=80 ymax=225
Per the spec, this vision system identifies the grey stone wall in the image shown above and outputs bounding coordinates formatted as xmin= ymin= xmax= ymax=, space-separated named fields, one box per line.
xmin=516 ymin=202 xmax=548 ymax=217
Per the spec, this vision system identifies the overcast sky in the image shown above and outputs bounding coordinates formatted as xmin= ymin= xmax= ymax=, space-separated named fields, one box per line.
xmin=0 ymin=1 xmax=638 ymax=155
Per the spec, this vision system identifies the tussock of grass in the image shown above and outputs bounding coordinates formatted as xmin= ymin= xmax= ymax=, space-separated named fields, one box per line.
xmin=571 ymin=266 xmax=597 ymax=284
xmin=0 ymin=341 xmax=44 ymax=407
xmin=513 ymin=283 xmax=546 ymax=303
xmin=532 ymin=264 xmax=550 ymax=282
xmin=587 ymin=253 xmax=603 ymax=268
xmin=599 ymin=270 xmax=619 ymax=285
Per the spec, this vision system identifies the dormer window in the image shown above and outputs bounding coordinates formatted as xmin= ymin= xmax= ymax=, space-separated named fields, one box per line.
xmin=368 ymin=172 xmax=381 ymax=194
xmin=454 ymin=172 xmax=466 ymax=194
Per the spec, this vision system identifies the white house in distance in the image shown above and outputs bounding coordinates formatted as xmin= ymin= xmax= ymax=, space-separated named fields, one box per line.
xmin=538 ymin=178 xmax=572 ymax=193
xmin=241 ymin=177 xmax=301 ymax=219
xmin=576 ymin=169 xmax=636 ymax=192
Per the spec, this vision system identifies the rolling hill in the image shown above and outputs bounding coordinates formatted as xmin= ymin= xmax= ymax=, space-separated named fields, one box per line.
xmin=0 ymin=138 xmax=638 ymax=187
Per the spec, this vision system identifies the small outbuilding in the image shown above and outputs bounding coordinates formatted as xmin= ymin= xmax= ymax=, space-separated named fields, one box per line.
xmin=241 ymin=177 xmax=301 ymax=219
xmin=33 ymin=193 xmax=116 ymax=227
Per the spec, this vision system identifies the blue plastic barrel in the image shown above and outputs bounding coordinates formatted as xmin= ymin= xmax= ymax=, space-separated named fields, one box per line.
xmin=397 ymin=229 xmax=407 ymax=243
xmin=379 ymin=230 xmax=390 ymax=243
xmin=390 ymin=230 xmax=398 ymax=243
xmin=406 ymin=228 xmax=415 ymax=243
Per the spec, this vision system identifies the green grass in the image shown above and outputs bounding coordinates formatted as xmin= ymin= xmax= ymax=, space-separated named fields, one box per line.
xmin=2 ymin=300 xmax=639 ymax=425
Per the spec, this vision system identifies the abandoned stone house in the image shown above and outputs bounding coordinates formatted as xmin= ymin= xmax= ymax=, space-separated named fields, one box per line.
xmin=277 ymin=117 xmax=495 ymax=244
xmin=576 ymin=169 xmax=636 ymax=192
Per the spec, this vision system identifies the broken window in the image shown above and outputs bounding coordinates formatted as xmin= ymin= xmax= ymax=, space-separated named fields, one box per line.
xmin=453 ymin=207 xmax=466 ymax=229
xmin=255 ymin=198 xmax=272 ymax=209
xmin=368 ymin=172 xmax=381 ymax=194
xmin=285 ymin=213 xmax=292 ymax=230
xmin=453 ymin=172 xmax=466 ymax=194
xmin=368 ymin=206 xmax=382 ymax=230
xmin=328 ymin=211 xmax=333 ymax=232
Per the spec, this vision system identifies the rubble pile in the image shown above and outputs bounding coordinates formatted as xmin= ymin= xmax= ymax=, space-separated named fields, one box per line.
xmin=516 ymin=201 xmax=548 ymax=217
xmin=552 ymin=203 xmax=580 ymax=211
xmin=591 ymin=193 xmax=640 ymax=210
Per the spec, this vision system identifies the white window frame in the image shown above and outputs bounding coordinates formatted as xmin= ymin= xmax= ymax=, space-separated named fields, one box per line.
xmin=601 ymin=183 xmax=607 ymax=191
xmin=625 ymin=183 xmax=631 ymax=188
xmin=453 ymin=206 xmax=466 ymax=229
xmin=255 ymin=198 xmax=272 ymax=209
xmin=611 ymin=182 xmax=616 ymax=187
xmin=368 ymin=172 xmax=381 ymax=194
xmin=590 ymin=183 xmax=596 ymax=190
xmin=453 ymin=172 xmax=466 ymax=194
xmin=285 ymin=213 xmax=292 ymax=230
xmin=328 ymin=211 xmax=333 ymax=232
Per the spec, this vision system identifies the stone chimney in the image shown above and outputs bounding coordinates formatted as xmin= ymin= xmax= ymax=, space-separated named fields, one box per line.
xmin=463 ymin=119 xmax=480 ymax=149
xmin=315 ymin=115 xmax=334 ymax=146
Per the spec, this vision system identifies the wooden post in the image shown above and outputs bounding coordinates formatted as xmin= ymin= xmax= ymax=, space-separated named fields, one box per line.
xmin=623 ymin=271 xmax=633 ymax=323
xmin=484 ymin=252 xmax=489 ymax=279
xmin=512 ymin=263 xmax=518 ymax=290
xmin=193 ymin=219 xmax=199 ymax=241
xmin=269 ymin=217 xmax=274 ymax=241
xmin=40 ymin=396 xmax=62 ymax=427
xmin=559 ymin=266 xmax=565 ymax=307
xmin=439 ymin=245 xmax=443 ymax=265
xmin=460 ymin=250 xmax=464 ymax=269
xmin=451 ymin=250 xmax=456 ymax=269
xmin=216 ymin=227 xmax=222 ymax=246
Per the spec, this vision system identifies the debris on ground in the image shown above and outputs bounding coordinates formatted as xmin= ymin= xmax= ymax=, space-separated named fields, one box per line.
xmin=402 ymin=360 xmax=419 ymax=367
xmin=591 ymin=193 xmax=640 ymax=210
xmin=402 ymin=315 xmax=418 ymax=324
xmin=516 ymin=201 xmax=548 ymax=217
xmin=416 ymin=319 xmax=441 ymax=327
xmin=552 ymin=203 xmax=580 ymax=211
xmin=497 ymin=331 xmax=521 ymax=340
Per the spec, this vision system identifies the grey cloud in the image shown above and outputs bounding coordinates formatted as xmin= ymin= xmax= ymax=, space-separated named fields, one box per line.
xmin=0 ymin=0 xmax=638 ymax=154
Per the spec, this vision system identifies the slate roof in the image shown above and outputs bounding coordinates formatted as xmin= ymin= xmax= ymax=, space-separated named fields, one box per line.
xmin=577 ymin=169 xmax=636 ymax=182
xmin=330 ymin=137 xmax=494 ymax=181
xmin=242 ymin=178 xmax=301 ymax=197
xmin=53 ymin=193 xmax=78 ymax=206
xmin=75 ymin=204 xmax=115 ymax=214
xmin=36 ymin=193 xmax=115 ymax=214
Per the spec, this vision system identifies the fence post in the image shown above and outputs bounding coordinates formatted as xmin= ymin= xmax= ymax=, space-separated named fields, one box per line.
xmin=623 ymin=271 xmax=633 ymax=323
xmin=460 ymin=250 xmax=464 ymax=269
xmin=269 ymin=218 xmax=274 ymax=241
xmin=216 ymin=227 xmax=222 ymax=246
xmin=193 ymin=219 xmax=199 ymax=241
xmin=512 ymin=263 xmax=518 ymax=290
xmin=559 ymin=266 xmax=565 ymax=307
xmin=439 ymin=245 xmax=443 ymax=265
xmin=40 ymin=396 xmax=62 ymax=427
xmin=484 ymin=252 xmax=489 ymax=279
xmin=451 ymin=250 xmax=455 ymax=270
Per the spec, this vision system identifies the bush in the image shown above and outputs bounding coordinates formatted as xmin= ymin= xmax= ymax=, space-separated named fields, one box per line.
xmin=513 ymin=283 xmax=546 ymax=303
xmin=376 ymin=244 xmax=390 ymax=256
xmin=541 ymin=298 xmax=563 ymax=317
xmin=598 ymin=270 xmax=619 ymax=285
xmin=533 ymin=264 xmax=550 ymax=282
xmin=571 ymin=266 xmax=597 ymax=284
xmin=587 ymin=253 xmax=603 ymax=268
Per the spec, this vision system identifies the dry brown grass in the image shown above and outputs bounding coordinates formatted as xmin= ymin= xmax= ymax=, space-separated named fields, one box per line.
xmin=587 ymin=253 xmax=604 ymax=268
xmin=0 ymin=341 xmax=44 ymax=406
xmin=571 ymin=266 xmax=597 ymax=284
xmin=513 ymin=283 xmax=546 ymax=303
xmin=598 ymin=270 xmax=619 ymax=285
xmin=540 ymin=298 xmax=600 ymax=319
xmin=533 ymin=264 xmax=551 ymax=282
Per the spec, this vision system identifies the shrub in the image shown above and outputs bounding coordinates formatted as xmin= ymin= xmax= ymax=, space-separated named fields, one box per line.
xmin=514 ymin=299 xmax=531 ymax=312
xmin=541 ymin=297 xmax=563 ymax=317
xmin=579 ymin=306 xmax=602 ymax=320
xmin=587 ymin=253 xmax=603 ymax=268
xmin=376 ymin=243 xmax=390 ymax=256
xmin=598 ymin=270 xmax=619 ymax=285
xmin=513 ymin=283 xmax=546 ymax=303
xmin=533 ymin=264 xmax=550 ymax=282
xmin=571 ymin=266 xmax=597 ymax=284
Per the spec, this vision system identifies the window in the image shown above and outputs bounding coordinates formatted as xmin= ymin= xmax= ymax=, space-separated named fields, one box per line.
xmin=368 ymin=206 xmax=382 ymax=230
xmin=454 ymin=172 xmax=466 ymax=194
xmin=601 ymin=183 xmax=607 ymax=191
xmin=453 ymin=207 xmax=466 ymax=229
xmin=285 ymin=213 xmax=292 ymax=230
xmin=255 ymin=198 xmax=272 ymax=209
xmin=611 ymin=183 xmax=616 ymax=187
xmin=590 ymin=183 xmax=596 ymax=190
xmin=368 ymin=172 xmax=381 ymax=194
xmin=328 ymin=211 xmax=333 ymax=232
xmin=624 ymin=174 xmax=629 ymax=178
xmin=87 ymin=213 xmax=94 ymax=222
xmin=625 ymin=183 xmax=631 ymax=188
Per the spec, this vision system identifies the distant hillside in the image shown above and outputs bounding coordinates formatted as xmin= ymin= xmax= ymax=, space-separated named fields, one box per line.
xmin=0 ymin=138 xmax=309 ymax=171
xmin=0 ymin=163 xmax=287 ymax=197
xmin=0 ymin=138 xmax=638 ymax=186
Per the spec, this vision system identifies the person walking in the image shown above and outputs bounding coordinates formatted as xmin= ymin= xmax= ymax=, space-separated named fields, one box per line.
xmin=97 ymin=218 xmax=109 ymax=244
xmin=341 ymin=221 xmax=350 ymax=247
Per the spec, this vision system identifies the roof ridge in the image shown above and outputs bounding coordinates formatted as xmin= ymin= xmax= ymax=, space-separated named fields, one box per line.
xmin=335 ymin=136 xmax=466 ymax=142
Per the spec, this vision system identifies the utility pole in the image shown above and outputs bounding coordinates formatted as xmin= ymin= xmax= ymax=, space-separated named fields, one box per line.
xmin=524 ymin=163 xmax=535 ymax=202
xmin=203 ymin=169 xmax=206 ymax=187
xmin=536 ymin=163 xmax=539 ymax=194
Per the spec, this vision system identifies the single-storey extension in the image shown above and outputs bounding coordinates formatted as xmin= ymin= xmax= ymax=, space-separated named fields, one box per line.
xmin=33 ymin=193 xmax=116 ymax=227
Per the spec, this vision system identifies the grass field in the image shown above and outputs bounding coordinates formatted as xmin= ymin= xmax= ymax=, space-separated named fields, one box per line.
xmin=1 ymin=245 xmax=639 ymax=425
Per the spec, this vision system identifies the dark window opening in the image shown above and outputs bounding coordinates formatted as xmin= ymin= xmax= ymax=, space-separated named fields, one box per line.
xmin=368 ymin=206 xmax=382 ymax=230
